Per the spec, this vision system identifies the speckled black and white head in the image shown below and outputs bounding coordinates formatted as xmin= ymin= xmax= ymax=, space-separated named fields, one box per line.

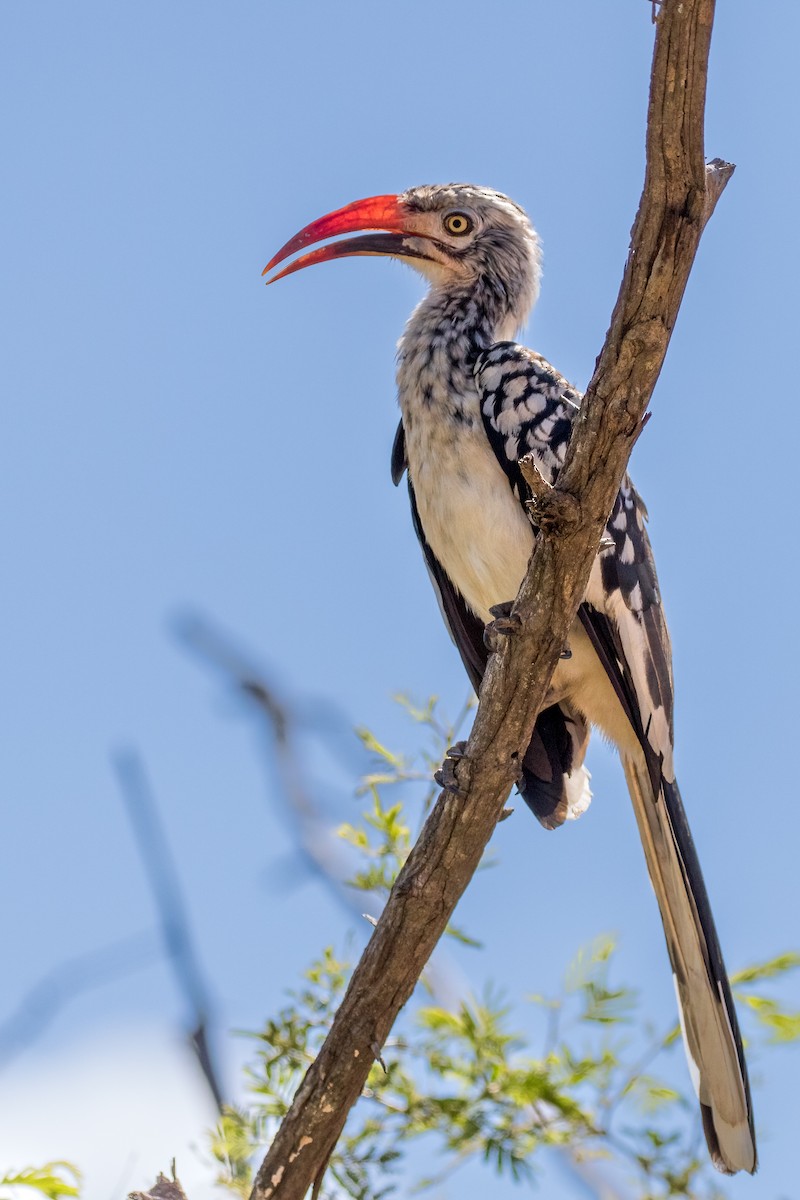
xmin=264 ymin=183 xmax=542 ymax=333
xmin=398 ymin=184 xmax=541 ymax=321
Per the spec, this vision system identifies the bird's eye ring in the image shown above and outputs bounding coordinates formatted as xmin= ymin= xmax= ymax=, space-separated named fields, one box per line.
xmin=443 ymin=212 xmax=473 ymax=237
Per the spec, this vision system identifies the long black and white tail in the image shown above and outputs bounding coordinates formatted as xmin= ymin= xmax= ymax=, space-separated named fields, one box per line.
xmin=622 ymin=757 xmax=756 ymax=1174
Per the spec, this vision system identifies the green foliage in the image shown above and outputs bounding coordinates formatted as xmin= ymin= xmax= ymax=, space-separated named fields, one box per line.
xmin=0 ymin=1165 xmax=80 ymax=1200
xmin=338 ymin=786 xmax=411 ymax=897
xmin=209 ymin=1110 xmax=265 ymax=1198
xmin=210 ymin=698 xmax=800 ymax=1200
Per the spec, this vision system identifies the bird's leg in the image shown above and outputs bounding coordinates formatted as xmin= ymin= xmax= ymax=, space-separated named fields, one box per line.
xmin=484 ymin=601 xmax=571 ymax=658
xmin=434 ymin=740 xmax=469 ymax=794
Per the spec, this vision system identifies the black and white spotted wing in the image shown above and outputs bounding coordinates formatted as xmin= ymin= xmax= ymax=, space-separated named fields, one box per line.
xmin=475 ymin=341 xmax=675 ymax=789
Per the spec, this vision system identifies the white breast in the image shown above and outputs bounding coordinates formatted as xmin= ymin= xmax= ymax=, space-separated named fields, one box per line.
xmin=407 ymin=420 xmax=535 ymax=626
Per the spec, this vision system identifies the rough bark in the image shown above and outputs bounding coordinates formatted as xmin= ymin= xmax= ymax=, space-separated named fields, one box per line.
xmin=251 ymin=2 xmax=731 ymax=1197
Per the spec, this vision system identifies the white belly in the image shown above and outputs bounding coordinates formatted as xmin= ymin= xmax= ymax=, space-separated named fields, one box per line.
xmin=409 ymin=425 xmax=535 ymax=625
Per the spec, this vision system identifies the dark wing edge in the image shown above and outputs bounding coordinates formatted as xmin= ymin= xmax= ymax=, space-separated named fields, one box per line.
xmin=595 ymin=479 xmax=675 ymax=778
xmin=407 ymin=474 xmax=486 ymax=696
xmin=390 ymin=419 xmax=407 ymax=487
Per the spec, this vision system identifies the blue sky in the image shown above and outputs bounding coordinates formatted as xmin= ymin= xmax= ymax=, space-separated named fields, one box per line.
xmin=2 ymin=2 xmax=799 ymax=1197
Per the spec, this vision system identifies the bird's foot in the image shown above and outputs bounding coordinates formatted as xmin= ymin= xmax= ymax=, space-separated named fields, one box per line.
xmin=485 ymin=602 xmax=571 ymax=659
xmin=484 ymin=601 xmax=520 ymax=652
xmin=489 ymin=600 xmax=515 ymax=622
xmin=434 ymin=740 xmax=469 ymax=795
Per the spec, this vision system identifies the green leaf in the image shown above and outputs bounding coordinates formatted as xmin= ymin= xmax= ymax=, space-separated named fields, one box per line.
xmin=391 ymin=694 xmax=439 ymax=725
xmin=738 ymin=993 xmax=800 ymax=1042
xmin=730 ymin=951 xmax=800 ymax=985
xmin=581 ymin=981 xmax=636 ymax=1024
xmin=0 ymin=1164 xmax=81 ymax=1200
xmin=565 ymin=934 xmax=617 ymax=992
xmin=355 ymin=727 xmax=404 ymax=768
xmin=337 ymin=823 xmax=369 ymax=849
xmin=444 ymin=922 xmax=482 ymax=949
xmin=624 ymin=1074 xmax=682 ymax=1114
xmin=355 ymin=771 xmax=411 ymax=795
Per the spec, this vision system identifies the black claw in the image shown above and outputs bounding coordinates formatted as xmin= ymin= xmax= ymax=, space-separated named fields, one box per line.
xmin=446 ymin=740 xmax=468 ymax=759
xmin=370 ymin=1042 xmax=387 ymax=1073
xmin=489 ymin=601 xmax=515 ymax=621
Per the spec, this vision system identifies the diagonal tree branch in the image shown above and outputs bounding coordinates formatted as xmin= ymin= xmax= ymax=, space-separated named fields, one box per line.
xmin=251 ymin=2 xmax=731 ymax=1196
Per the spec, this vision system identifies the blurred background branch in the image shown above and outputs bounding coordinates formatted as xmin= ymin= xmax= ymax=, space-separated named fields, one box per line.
xmin=0 ymin=934 xmax=159 ymax=1070
xmin=113 ymin=749 xmax=225 ymax=1113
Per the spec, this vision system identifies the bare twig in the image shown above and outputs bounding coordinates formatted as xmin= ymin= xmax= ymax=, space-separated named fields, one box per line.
xmin=251 ymin=3 xmax=731 ymax=1195
xmin=114 ymin=750 xmax=224 ymax=1112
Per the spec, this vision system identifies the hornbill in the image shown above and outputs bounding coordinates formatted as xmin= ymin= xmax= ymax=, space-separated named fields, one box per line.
xmin=264 ymin=184 xmax=756 ymax=1175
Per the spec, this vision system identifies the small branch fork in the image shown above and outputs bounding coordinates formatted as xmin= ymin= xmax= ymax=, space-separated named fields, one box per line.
xmin=251 ymin=3 xmax=732 ymax=1197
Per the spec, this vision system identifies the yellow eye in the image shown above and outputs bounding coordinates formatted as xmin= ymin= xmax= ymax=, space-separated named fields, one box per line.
xmin=443 ymin=212 xmax=473 ymax=236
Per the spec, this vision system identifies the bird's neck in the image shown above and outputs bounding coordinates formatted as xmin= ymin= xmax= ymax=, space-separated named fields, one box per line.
xmin=396 ymin=281 xmax=517 ymax=429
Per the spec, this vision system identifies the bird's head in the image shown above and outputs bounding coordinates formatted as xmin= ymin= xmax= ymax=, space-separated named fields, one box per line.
xmin=264 ymin=184 xmax=542 ymax=329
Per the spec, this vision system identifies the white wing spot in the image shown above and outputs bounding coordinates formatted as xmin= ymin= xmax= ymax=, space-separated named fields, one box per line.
xmin=494 ymin=407 xmax=526 ymax=435
xmin=500 ymin=375 xmax=527 ymax=401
